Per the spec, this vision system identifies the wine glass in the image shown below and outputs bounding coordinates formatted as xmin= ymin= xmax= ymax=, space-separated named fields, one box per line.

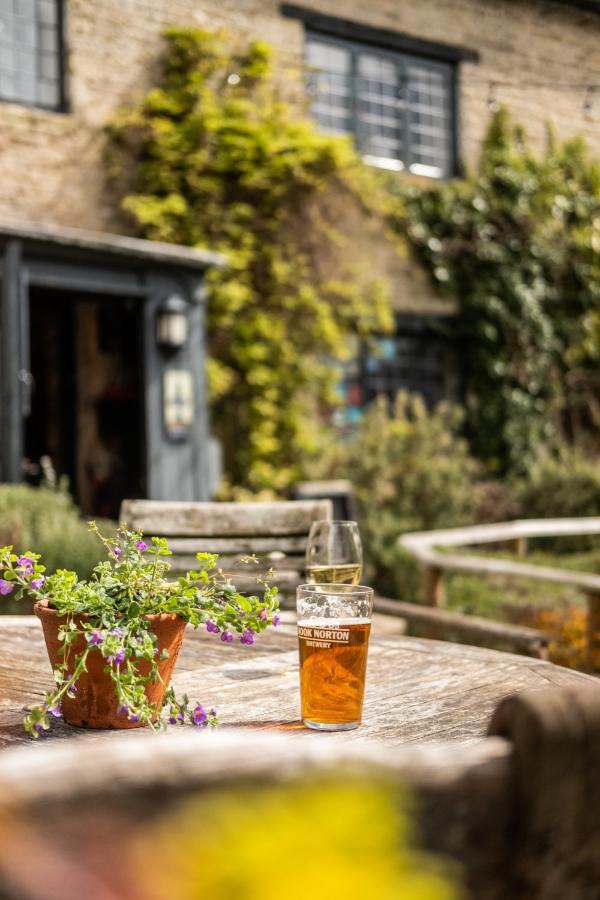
xmin=305 ymin=521 xmax=363 ymax=585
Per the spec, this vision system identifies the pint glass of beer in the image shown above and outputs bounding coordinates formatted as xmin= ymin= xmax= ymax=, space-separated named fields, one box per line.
xmin=297 ymin=583 xmax=374 ymax=731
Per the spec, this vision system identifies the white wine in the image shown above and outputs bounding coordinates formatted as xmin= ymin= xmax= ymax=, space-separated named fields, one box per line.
xmin=306 ymin=563 xmax=362 ymax=585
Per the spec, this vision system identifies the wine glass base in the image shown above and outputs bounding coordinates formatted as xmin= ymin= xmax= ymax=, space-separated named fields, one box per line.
xmin=302 ymin=718 xmax=360 ymax=732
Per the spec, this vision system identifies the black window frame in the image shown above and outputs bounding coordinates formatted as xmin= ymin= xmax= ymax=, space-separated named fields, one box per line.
xmin=306 ymin=30 xmax=456 ymax=177
xmin=0 ymin=0 xmax=68 ymax=113
xmin=282 ymin=4 xmax=479 ymax=179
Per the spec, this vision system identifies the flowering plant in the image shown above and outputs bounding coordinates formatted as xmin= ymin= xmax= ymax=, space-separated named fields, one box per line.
xmin=0 ymin=522 xmax=280 ymax=738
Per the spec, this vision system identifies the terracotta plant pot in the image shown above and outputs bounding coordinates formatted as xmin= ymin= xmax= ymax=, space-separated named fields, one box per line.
xmin=34 ymin=600 xmax=187 ymax=729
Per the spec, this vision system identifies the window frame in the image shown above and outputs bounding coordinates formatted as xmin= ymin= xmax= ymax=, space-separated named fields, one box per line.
xmin=280 ymin=4 xmax=478 ymax=179
xmin=305 ymin=29 xmax=458 ymax=178
xmin=0 ymin=0 xmax=68 ymax=114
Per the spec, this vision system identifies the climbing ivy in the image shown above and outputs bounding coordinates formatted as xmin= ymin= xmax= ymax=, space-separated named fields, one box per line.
xmin=395 ymin=108 xmax=600 ymax=474
xmin=111 ymin=36 xmax=599 ymax=487
xmin=110 ymin=28 xmax=393 ymax=493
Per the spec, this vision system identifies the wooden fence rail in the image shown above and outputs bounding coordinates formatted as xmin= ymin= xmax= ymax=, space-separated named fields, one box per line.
xmin=399 ymin=518 xmax=600 ymax=667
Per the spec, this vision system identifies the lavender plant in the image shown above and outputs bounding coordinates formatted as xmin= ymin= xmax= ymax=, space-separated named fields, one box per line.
xmin=0 ymin=523 xmax=280 ymax=738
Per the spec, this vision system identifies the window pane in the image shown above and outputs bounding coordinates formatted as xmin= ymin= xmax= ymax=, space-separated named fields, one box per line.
xmin=305 ymin=31 xmax=455 ymax=179
xmin=306 ymin=37 xmax=352 ymax=135
xmin=15 ymin=0 xmax=36 ymax=18
xmin=0 ymin=0 xmax=61 ymax=109
xmin=407 ymin=63 xmax=452 ymax=177
xmin=356 ymin=51 xmax=404 ymax=167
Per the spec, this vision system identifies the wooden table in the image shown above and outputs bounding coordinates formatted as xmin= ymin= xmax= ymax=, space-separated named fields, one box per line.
xmin=0 ymin=611 xmax=596 ymax=750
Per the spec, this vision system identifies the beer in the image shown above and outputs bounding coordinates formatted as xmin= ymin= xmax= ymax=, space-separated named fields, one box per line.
xmin=305 ymin=563 xmax=362 ymax=585
xmin=298 ymin=618 xmax=371 ymax=727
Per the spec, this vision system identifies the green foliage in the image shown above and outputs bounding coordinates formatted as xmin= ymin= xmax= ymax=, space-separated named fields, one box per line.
xmin=397 ymin=108 xmax=600 ymax=474
xmin=345 ymin=393 xmax=480 ymax=597
xmin=137 ymin=779 xmax=462 ymax=900
xmin=110 ymin=27 xmax=393 ymax=492
xmin=519 ymin=445 xmax=600 ymax=520
xmin=0 ymin=483 xmax=115 ymax=587
xmin=0 ymin=523 xmax=279 ymax=737
xmin=518 ymin=445 xmax=600 ymax=554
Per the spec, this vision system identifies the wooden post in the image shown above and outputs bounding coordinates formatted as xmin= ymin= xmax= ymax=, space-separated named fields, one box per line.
xmin=504 ymin=537 xmax=528 ymax=557
xmin=1 ymin=240 xmax=25 ymax=483
xmin=420 ymin=565 xmax=445 ymax=606
xmin=586 ymin=591 xmax=600 ymax=671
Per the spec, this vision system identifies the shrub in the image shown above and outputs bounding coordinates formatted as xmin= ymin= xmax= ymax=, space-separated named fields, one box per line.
xmin=347 ymin=393 xmax=480 ymax=597
xmin=472 ymin=479 xmax=523 ymax=524
xmin=0 ymin=484 xmax=115 ymax=612
xmin=518 ymin=446 xmax=600 ymax=551
xmin=397 ymin=108 xmax=600 ymax=475
xmin=519 ymin=447 xmax=600 ymax=520
xmin=519 ymin=606 xmax=589 ymax=671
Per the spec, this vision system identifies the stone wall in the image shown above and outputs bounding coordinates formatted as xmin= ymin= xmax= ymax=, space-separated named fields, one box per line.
xmin=0 ymin=0 xmax=597 ymax=271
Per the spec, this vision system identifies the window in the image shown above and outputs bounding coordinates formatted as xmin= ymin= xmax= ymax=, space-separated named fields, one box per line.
xmin=306 ymin=32 xmax=455 ymax=178
xmin=332 ymin=315 xmax=455 ymax=431
xmin=0 ymin=0 xmax=63 ymax=110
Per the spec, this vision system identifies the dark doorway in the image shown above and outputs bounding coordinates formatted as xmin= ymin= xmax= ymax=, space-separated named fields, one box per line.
xmin=25 ymin=289 xmax=145 ymax=518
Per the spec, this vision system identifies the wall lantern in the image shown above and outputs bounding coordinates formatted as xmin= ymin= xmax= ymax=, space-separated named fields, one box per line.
xmin=156 ymin=295 xmax=189 ymax=352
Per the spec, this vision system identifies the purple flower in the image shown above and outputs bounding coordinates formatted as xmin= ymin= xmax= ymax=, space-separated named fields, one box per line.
xmin=168 ymin=715 xmax=177 ymax=725
xmin=112 ymin=547 xmax=122 ymax=558
xmin=0 ymin=579 xmax=14 ymax=595
xmin=117 ymin=704 xmax=129 ymax=716
xmin=86 ymin=630 xmax=104 ymax=646
xmin=34 ymin=722 xmax=45 ymax=734
xmin=177 ymin=711 xmax=185 ymax=723
xmin=240 ymin=628 xmax=255 ymax=645
xmin=259 ymin=607 xmax=268 ymax=621
xmin=135 ymin=540 xmax=148 ymax=552
xmin=17 ymin=556 xmax=34 ymax=570
xmin=209 ymin=708 xmax=217 ymax=717
xmin=110 ymin=626 xmax=124 ymax=637
xmin=272 ymin=614 xmax=281 ymax=627
xmin=129 ymin=713 xmax=140 ymax=723
xmin=30 ymin=577 xmax=45 ymax=590
xmin=66 ymin=683 xmax=78 ymax=698
xmin=109 ymin=649 xmax=126 ymax=665
xmin=206 ymin=619 xmax=220 ymax=634
xmin=220 ymin=630 xmax=233 ymax=643
xmin=48 ymin=703 xmax=62 ymax=718
xmin=191 ymin=704 xmax=207 ymax=726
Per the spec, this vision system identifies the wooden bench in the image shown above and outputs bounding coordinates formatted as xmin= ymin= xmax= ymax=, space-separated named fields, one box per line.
xmin=119 ymin=499 xmax=332 ymax=603
xmin=400 ymin=518 xmax=600 ymax=666
xmin=2 ymin=684 xmax=600 ymax=899
xmin=120 ymin=499 xmax=546 ymax=656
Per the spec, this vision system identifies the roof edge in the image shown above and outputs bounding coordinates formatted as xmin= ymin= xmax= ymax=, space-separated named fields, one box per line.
xmin=0 ymin=218 xmax=226 ymax=270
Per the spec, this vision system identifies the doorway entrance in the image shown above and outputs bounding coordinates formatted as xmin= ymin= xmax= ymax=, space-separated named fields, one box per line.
xmin=25 ymin=289 xmax=145 ymax=518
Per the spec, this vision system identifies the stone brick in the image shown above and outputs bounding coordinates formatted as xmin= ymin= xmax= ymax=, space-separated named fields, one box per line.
xmin=0 ymin=0 xmax=597 ymax=269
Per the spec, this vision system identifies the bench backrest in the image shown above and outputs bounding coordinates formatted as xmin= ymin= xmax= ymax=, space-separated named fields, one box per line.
xmin=119 ymin=499 xmax=332 ymax=601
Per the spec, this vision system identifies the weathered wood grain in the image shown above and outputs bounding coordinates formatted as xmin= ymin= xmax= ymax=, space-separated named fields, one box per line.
xmin=1 ymin=616 xmax=600 ymax=900
xmin=166 ymin=536 xmax=309 ymax=553
xmin=120 ymin=500 xmax=332 ymax=599
xmin=0 ymin=614 xmax=594 ymax=751
xmin=119 ymin=499 xmax=332 ymax=537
